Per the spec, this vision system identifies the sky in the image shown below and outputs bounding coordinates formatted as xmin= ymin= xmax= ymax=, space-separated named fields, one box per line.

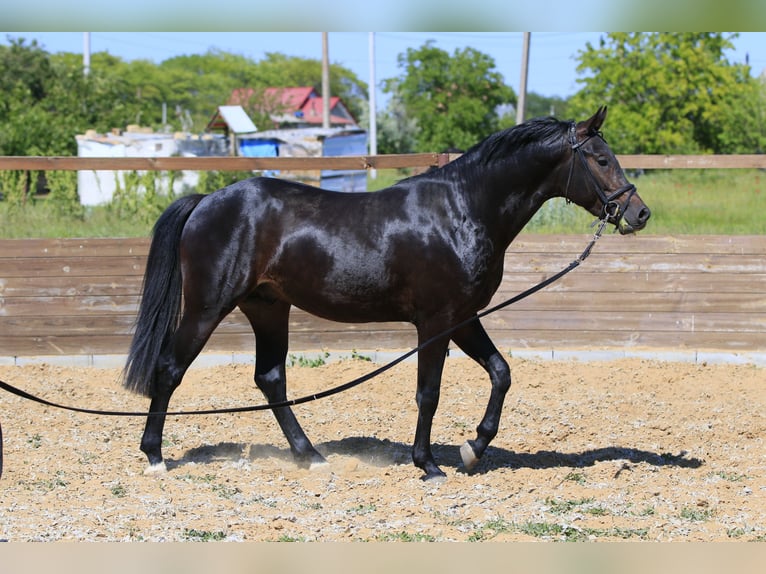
xmin=2 ymin=32 xmax=764 ymax=107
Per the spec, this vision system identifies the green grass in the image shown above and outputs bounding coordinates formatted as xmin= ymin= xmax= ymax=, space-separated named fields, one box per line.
xmin=287 ymin=351 xmax=330 ymax=368
xmin=1 ymin=169 xmax=763 ymax=238
xmin=679 ymin=505 xmax=715 ymax=522
xmin=182 ymin=529 xmax=227 ymax=542
xmin=375 ymin=531 xmax=437 ymax=542
xmin=0 ymin=201 xmax=154 ymax=238
xmin=629 ymin=169 xmax=766 ymax=235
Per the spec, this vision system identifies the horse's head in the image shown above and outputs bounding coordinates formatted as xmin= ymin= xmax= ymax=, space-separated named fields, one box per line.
xmin=564 ymin=107 xmax=650 ymax=234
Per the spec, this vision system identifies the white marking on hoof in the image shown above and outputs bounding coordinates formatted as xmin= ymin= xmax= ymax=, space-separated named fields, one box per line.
xmin=309 ymin=459 xmax=330 ymax=471
xmin=143 ymin=461 xmax=168 ymax=475
xmin=460 ymin=442 xmax=479 ymax=471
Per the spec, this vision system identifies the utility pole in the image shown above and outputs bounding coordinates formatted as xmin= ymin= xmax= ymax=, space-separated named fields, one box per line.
xmin=83 ymin=32 xmax=91 ymax=77
xmin=516 ymin=32 xmax=530 ymax=125
xmin=322 ymin=32 xmax=331 ymax=129
xmin=368 ymin=32 xmax=377 ymax=179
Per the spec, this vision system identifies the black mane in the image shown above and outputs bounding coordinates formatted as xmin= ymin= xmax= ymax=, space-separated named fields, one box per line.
xmin=463 ymin=116 xmax=570 ymax=167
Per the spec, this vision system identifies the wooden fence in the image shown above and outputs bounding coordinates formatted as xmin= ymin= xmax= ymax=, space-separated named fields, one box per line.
xmin=0 ymin=153 xmax=764 ymax=363
xmin=1 ymin=234 xmax=763 ymax=361
xmin=0 ymin=153 xmax=765 ymax=171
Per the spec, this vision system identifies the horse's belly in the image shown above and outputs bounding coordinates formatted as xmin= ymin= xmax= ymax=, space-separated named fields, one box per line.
xmin=285 ymin=282 xmax=411 ymax=324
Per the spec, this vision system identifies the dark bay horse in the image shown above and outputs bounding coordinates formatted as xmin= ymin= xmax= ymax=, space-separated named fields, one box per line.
xmin=124 ymin=107 xmax=650 ymax=480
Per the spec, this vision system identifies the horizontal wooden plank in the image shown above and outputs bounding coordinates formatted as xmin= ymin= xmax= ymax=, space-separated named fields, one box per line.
xmin=0 ymin=153 xmax=445 ymax=172
xmin=1 ymin=154 xmax=764 ymax=172
xmin=512 ymin=234 xmax=766 ymax=256
xmin=2 ymin=306 xmax=763 ymax=342
xmin=0 ymin=238 xmax=149 ymax=258
xmin=3 ymin=234 xmax=763 ymax=259
xmin=501 ymin=252 xmax=766 ymax=274
xmin=490 ymin=330 xmax=766 ymax=351
xmin=3 ymin=289 xmax=763 ymax=318
xmin=2 ymin=271 xmax=764 ymax=301
xmin=618 ymin=154 xmax=766 ymax=169
xmin=0 ymin=276 xmax=143 ymax=298
xmin=495 ymin=272 xmax=766 ymax=295
xmin=0 ymin=233 xmax=766 ymax=258
xmin=2 ymin=250 xmax=763 ymax=284
xmin=0 ymin=256 xmax=146 ymax=278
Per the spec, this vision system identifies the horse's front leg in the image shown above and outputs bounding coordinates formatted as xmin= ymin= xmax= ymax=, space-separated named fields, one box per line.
xmin=240 ymin=299 xmax=326 ymax=469
xmin=451 ymin=319 xmax=512 ymax=472
xmin=412 ymin=328 xmax=451 ymax=481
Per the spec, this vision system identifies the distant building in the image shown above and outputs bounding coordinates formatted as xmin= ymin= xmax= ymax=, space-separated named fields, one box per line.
xmin=227 ymin=86 xmax=358 ymax=129
xmin=238 ymin=127 xmax=368 ymax=192
xmin=75 ymin=127 xmax=226 ymax=206
xmin=205 ymin=90 xmax=367 ymax=192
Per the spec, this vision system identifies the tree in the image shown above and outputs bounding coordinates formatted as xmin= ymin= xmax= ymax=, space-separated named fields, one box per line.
xmin=384 ymin=41 xmax=515 ymax=152
xmin=0 ymin=39 xmax=149 ymax=156
xmin=373 ymin=79 xmax=418 ymax=155
xmin=568 ymin=32 xmax=764 ymax=154
xmin=523 ymin=93 xmax=571 ymax=121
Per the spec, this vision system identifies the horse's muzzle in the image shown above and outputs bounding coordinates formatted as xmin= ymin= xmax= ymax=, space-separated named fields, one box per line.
xmin=617 ymin=204 xmax=651 ymax=234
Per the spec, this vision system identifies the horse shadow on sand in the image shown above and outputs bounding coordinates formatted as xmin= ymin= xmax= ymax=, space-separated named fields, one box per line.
xmin=167 ymin=436 xmax=703 ymax=475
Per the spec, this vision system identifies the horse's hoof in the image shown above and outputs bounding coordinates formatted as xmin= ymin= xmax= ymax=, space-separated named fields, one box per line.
xmin=297 ymin=452 xmax=328 ymax=471
xmin=420 ymin=465 xmax=447 ymax=483
xmin=460 ymin=441 xmax=480 ymax=472
xmin=309 ymin=459 xmax=329 ymax=471
xmin=143 ymin=461 xmax=168 ymax=475
xmin=423 ymin=473 xmax=447 ymax=485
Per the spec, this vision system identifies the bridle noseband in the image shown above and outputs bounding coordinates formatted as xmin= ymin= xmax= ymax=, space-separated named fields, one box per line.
xmin=566 ymin=122 xmax=637 ymax=227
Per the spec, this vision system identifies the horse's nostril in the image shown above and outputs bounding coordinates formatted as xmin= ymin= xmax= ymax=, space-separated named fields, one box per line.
xmin=639 ymin=207 xmax=651 ymax=222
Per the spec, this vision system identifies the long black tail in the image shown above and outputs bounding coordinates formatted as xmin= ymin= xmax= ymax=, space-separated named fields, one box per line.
xmin=123 ymin=194 xmax=206 ymax=397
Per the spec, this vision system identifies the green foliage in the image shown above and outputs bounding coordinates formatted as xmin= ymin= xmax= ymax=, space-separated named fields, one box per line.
xmin=45 ymin=170 xmax=84 ymax=218
xmin=182 ymin=529 xmax=227 ymax=542
xmin=287 ymin=351 xmax=330 ymax=368
xmin=679 ymin=505 xmax=715 ymax=522
xmin=384 ymin=40 xmax=515 ymax=152
xmin=196 ymin=170 xmax=256 ymax=195
xmin=569 ymin=33 xmax=765 ymax=154
xmin=110 ymin=484 xmax=127 ymax=498
xmin=524 ymin=93 xmax=571 ymax=121
xmin=0 ymin=170 xmax=29 ymax=205
xmin=0 ymin=37 xmax=369 ymax=156
xmin=376 ymin=531 xmax=436 ymax=542
xmin=109 ymin=170 xmax=178 ymax=225
xmin=0 ymin=39 xmax=150 ymax=156
xmin=375 ymin=80 xmax=418 ymax=154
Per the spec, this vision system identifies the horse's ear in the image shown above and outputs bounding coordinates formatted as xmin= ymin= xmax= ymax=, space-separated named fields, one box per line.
xmin=576 ymin=106 xmax=608 ymax=137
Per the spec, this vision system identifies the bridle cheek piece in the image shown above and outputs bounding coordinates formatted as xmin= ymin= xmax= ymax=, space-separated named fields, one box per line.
xmin=565 ymin=122 xmax=637 ymax=227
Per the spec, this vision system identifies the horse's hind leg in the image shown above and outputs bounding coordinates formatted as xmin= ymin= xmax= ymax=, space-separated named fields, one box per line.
xmin=239 ymin=299 xmax=326 ymax=469
xmin=450 ymin=319 xmax=512 ymax=472
xmin=140 ymin=308 xmax=225 ymax=474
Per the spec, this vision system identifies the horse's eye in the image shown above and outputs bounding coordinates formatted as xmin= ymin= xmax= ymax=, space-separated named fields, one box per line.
xmin=597 ymin=156 xmax=608 ymax=167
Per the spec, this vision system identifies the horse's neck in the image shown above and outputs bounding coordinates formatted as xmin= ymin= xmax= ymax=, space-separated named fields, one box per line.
xmin=471 ymin=153 xmax=565 ymax=249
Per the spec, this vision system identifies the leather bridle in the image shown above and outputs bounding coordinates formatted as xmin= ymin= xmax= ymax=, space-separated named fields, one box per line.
xmin=566 ymin=122 xmax=637 ymax=227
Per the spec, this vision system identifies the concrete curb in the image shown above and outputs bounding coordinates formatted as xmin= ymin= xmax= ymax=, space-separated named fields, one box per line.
xmin=2 ymin=348 xmax=765 ymax=368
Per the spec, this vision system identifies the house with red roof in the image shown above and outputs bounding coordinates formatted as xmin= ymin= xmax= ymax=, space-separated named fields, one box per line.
xmin=225 ymin=86 xmax=358 ymax=129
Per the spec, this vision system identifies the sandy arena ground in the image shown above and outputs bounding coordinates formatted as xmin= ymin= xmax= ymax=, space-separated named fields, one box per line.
xmin=1 ymin=354 xmax=765 ymax=542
